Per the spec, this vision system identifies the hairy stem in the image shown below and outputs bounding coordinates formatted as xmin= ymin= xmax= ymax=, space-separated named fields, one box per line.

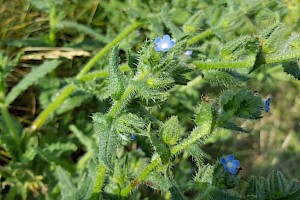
xmin=80 ymin=64 xmax=131 ymax=82
xmin=120 ymin=128 xmax=210 ymax=197
xmin=30 ymin=21 xmax=142 ymax=132
xmin=193 ymin=49 xmax=300 ymax=70
xmin=76 ymin=21 xmax=142 ymax=79
xmin=120 ymin=158 xmax=161 ymax=197
xmin=187 ymin=29 xmax=214 ymax=46
xmin=265 ymin=50 xmax=300 ymax=63
xmin=193 ymin=59 xmax=255 ymax=70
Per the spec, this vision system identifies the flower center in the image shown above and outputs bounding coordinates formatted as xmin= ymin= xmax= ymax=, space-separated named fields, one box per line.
xmin=161 ymin=42 xmax=168 ymax=49
xmin=227 ymin=162 xmax=234 ymax=168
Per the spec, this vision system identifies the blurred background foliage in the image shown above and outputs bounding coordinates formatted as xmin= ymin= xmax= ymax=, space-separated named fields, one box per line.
xmin=1 ymin=0 xmax=300 ymax=199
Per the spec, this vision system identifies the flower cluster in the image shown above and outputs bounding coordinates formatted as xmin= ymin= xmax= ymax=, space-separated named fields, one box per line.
xmin=154 ymin=34 xmax=175 ymax=52
xmin=221 ymin=154 xmax=240 ymax=175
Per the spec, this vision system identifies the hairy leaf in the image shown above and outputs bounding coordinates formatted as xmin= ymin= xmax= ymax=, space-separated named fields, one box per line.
xmin=149 ymin=133 xmax=171 ymax=165
xmin=108 ymin=46 xmax=126 ymax=100
xmin=282 ymin=61 xmax=300 ymax=80
xmin=93 ymin=113 xmax=121 ymax=169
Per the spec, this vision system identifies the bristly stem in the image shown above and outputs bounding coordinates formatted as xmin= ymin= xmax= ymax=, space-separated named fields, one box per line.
xmin=80 ymin=64 xmax=131 ymax=82
xmin=76 ymin=21 xmax=142 ymax=79
xmin=193 ymin=59 xmax=255 ymax=70
xmin=30 ymin=21 xmax=142 ymax=132
xmin=187 ymin=29 xmax=214 ymax=46
xmin=193 ymin=49 xmax=300 ymax=70
xmin=120 ymin=128 xmax=210 ymax=197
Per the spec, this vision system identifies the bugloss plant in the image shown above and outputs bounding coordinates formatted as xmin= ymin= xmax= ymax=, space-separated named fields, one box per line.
xmin=1 ymin=0 xmax=300 ymax=199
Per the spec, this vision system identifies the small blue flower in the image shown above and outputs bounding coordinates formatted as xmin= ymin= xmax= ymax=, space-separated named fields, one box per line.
xmin=264 ymin=97 xmax=271 ymax=112
xmin=130 ymin=134 xmax=136 ymax=141
xmin=221 ymin=154 xmax=240 ymax=175
xmin=185 ymin=50 xmax=193 ymax=56
xmin=155 ymin=34 xmax=175 ymax=52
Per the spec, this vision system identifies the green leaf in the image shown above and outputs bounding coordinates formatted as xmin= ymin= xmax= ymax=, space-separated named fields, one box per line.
xmin=55 ymin=166 xmax=77 ymax=200
xmin=56 ymin=20 xmax=108 ymax=43
xmin=161 ymin=116 xmax=180 ymax=145
xmin=203 ymin=70 xmax=249 ymax=87
xmin=108 ymin=46 xmax=126 ymax=100
xmin=195 ymin=102 xmax=213 ymax=133
xmin=93 ymin=113 xmax=121 ymax=169
xmin=114 ymin=113 xmax=147 ymax=136
xmin=219 ymin=89 xmax=263 ymax=121
xmin=69 ymin=125 xmax=94 ymax=151
xmin=269 ymin=170 xmax=288 ymax=198
xmin=5 ymin=60 xmax=61 ymax=106
xmin=259 ymin=23 xmax=284 ymax=54
xmin=210 ymin=189 xmax=241 ymax=200
xmin=282 ymin=61 xmax=300 ymax=80
xmin=222 ymin=121 xmax=251 ymax=133
xmin=183 ymin=10 xmax=203 ymax=34
xmin=145 ymin=171 xmax=170 ymax=192
xmin=161 ymin=4 xmax=184 ymax=38
xmin=248 ymin=46 xmax=265 ymax=73
xmin=187 ymin=142 xmax=204 ymax=168
xmin=149 ymin=133 xmax=171 ymax=165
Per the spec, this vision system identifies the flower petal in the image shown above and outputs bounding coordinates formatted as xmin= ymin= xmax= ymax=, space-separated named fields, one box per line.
xmin=163 ymin=34 xmax=170 ymax=41
xmin=169 ymin=40 xmax=175 ymax=48
xmin=227 ymin=154 xmax=234 ymax=161
xmin=224 ymin=166 xmax=230 ymax=173
xmin=233 ymin=160 xmax=240 ymax=168
xmin=162 ymin=47 xmax=170 ymax=52
xmin=221 ymin=158 xmax=227 ymax=165
xmin=155 ymin=46 xmax=161 ymax=52
xmin=155 ymin=38 xmax=162 ymax=44
xmin=229 ymin=167 xmax=238 ymax=175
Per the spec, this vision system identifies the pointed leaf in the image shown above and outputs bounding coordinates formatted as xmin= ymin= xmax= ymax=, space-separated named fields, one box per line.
xmin=149 ymin=133 xmax=171 ymax=165
xmin=108 ymin=46 xmax=126 ymax=100
xmin=5 ymin=60 xmax=61 ymax=106
xmin=93 ymin=113 xmax=121 ymax=169
xmin=282 ymin=61 xmax=300 ymax=80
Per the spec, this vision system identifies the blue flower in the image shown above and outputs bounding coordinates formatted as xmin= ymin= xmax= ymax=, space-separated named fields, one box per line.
xmin=130 ymin=134 xmax=136 ymax=141
xmin=221 ymin=154 xmax=240 ymax=175
xmin=185 ymin=50 xmax=193 ymax=56
xmin=154 ymin=34 xmax=175 ymax=52
xmin=264 ymin=97 xmax=271 ymax=112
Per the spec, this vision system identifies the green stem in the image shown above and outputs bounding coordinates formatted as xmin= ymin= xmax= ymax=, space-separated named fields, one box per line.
xmin=108 ymin=85 xmax=135 ymax=118
xmin=49 ymin=6 xmax=56 ymax=46
xmin=92 ymin=70 xmax=151 ymax=198
xmin=193 ymin=49 xmax=300 ymax=70
xmin=187 ymin=29 xmax=214 ymax=46
xmin=30 ymin=84 xmax=75 ymax=131
xmin=265 ymin=50 xmax=300 ymax=63
xmin=76 ymin=21 xmax=142 ymax=79
xmin=120 ymin=158 xmax=161 ymax=197
xmin=193 ymin=59 xmax=255 ymax=70
xmin=108 ymin=69 xmax=149 ymax=118
xmin=80 ymin=64 xmax=131 ymax=82
xmin=30 ymin=21 xmax=142 ymax=132
xmin=120 ymin=128 xmax=209 ymax=197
